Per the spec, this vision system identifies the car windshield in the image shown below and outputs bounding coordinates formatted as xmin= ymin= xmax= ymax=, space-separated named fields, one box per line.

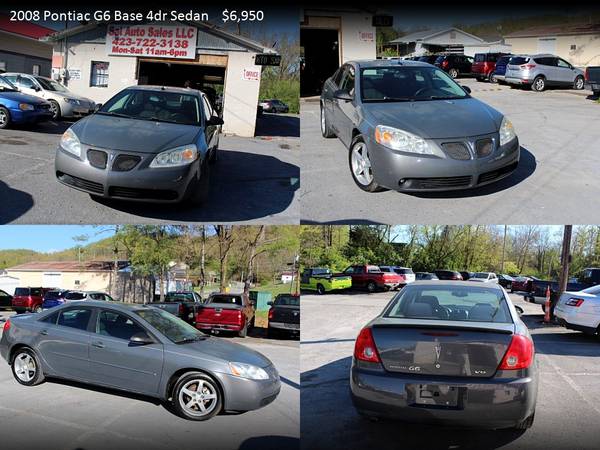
xmin=136 ymin=307 xmax=206 ymax=343
xmin=209 ymin=295 xmax=242 ymax=306
xmin=384 ymin=285 xmax=512 ymax=323
xmin=0 ymin=75 xmax=18 ymax=92
xmin=360 ymin=66 xmax=468 ymax=102
xmin=274 ymin=295 xmax=300 ymax=306
xmin=34 ymin=77 xmax=68 ymax=92
xmin=99 ymin=89 xmax=202 ymax=125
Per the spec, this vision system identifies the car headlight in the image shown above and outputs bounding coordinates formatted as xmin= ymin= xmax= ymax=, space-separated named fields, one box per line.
xmin=19 ymin=103 xmax=34 ymax=111
xmin=228 ymin=362 xmax=269 ymax=380
xmin=374 ymin=125 xmax=434 ymax=155
xmin=149 ymin=144 xmax=198 ymax=168
xmin=60 ymin=128 xmax=82 ymax=158
xmin=499 ymin=116 xmax=517 ymax=146
xmin=63 ymin=98 xmax=79 ymax=105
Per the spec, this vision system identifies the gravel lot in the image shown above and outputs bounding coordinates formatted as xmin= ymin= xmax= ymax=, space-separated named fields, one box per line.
xmin=0 ymin=310 xmax=299 ymax=450
xmin=0 ymin=113 xmax=299 ymax=225
xmin=300 ymin=78 xmax=600 ymax=224
xmin=301 ymin=290 xmax=600 ymax=450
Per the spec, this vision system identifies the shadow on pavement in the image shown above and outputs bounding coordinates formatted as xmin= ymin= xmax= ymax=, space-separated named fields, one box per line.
xmin=255 ymin=113 xmax=300 ymax=138
xmin=239 ymin=436 xmax=299 ymax=450
xmin=0 ymin=180 xmax=34 ymax=224
xmin=91 ymin=148 xmax=299 ymax=222
xmin=20 ymin=120 xmax=73 ymax=135
xmin=407 ymin=146 xmax=536 ymax=200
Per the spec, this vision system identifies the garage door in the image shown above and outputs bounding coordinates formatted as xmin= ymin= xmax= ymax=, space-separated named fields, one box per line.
xmin=537 ymin=38 xmax=557 ymax=54
xmin=42 ymin=272 xmax=62 ymax=289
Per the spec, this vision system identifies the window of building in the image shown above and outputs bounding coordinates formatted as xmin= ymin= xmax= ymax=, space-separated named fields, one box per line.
xmin=32 ymin=64 xmax=41 ymax=76
xmin=570 ymin=44 xmax=577 ymax=50
xmin=90 ymin=61 xmax=109 ymax=87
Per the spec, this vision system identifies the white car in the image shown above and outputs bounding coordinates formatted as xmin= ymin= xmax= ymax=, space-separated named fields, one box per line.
xmin=555 ymin=285 xmax=600 ymax=336
xmin=3 ymin=73 xmax=95 ymax=120
xmin=468 ymin=272 xmax=499 ymax=283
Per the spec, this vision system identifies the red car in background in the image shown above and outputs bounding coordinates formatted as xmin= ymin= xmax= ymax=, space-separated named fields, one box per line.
xmin=342 ymin=264 xmax=403 ymax=292
xmin=511 ymin=276 xmax=536 ymax=293
xmin=195 ymin=293 xmax=255 ymax=338
xmin=472 ymin=52 xmax=511 ymax=83
xmin=12 ymin=287 xmax=52 ymax=314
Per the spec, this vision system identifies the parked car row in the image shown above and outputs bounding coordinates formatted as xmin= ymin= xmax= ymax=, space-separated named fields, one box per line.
xmin=258 ymin=99 xmax=289 ymax=114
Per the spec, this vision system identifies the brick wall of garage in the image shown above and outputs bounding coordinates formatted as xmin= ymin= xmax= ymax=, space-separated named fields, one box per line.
xmin=505 ymin=34 xmax=600 ymax=67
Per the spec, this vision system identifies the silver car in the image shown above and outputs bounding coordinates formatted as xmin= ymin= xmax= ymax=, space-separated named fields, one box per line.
xmin=504 ymin=54 xmax=585 ymax=92
xmin=320 ymin=60 xmax=520 ymax=192
xmin=0 ymin=301 xmax=280 ymax=421
xmin=3 ymin=73 xmax=96 ymax=120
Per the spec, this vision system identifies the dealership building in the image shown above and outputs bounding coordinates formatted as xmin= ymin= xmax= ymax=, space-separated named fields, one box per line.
xmin=44 ymin=21 xmax=278 ymax=137
xmin=0 ymin=15 xmax=53 ymax=76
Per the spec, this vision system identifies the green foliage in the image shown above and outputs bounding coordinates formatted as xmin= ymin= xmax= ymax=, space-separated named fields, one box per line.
xmin=259 ymin=78 xmax=300 ymax=114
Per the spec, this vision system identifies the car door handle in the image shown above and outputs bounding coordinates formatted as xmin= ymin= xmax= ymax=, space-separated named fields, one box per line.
xmin=40 ymin=329 xmax=48 ymax=336
xmin=91 ymin=341 xmax=105 ymax=348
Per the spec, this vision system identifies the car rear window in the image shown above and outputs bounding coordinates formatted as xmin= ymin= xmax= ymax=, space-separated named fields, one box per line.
xmin=14 ymin=288 xmax=30 ymax=296
xmin=65 ymin=292 xmax=86 ymax=300
xmin=396 ymin=268 xmax=414 ymax=275
xmin=509 ymin=56 xmax=529 ymax=66
xmin=44 ymin=291 xmax=65 ymax=299
xmin=474 ymin=54 xmax=486 ymax=62
xmin=275 ymin=295 xmax=300 ymax=306
xmin=384 ymin=285 xmax=512 ymax=323
xmin=165 ymin=293 xmax=194 ymax=302
xmin=496 ymin=56 xmax=511 ymax=65
xmin=210 ymin=295 xmax=242 ymax=306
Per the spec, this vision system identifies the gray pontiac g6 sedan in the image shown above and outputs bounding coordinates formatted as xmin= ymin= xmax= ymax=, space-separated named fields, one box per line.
xmin=320 ymin=60 xmax=520 ymax=192
xmin=350 ymin=281 xmax=538 ymax=429
xmin=0 ymin=301 xmax=280 ymax=421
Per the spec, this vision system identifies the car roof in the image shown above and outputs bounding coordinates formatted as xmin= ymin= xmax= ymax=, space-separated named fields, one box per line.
xmin=409 ymin=280 xmax=503 ymax=290
xmin=124 ymin=85 xmax=202 ymax=94
xmin=58 ymin=300 xmax=149 ymax=311
xmin=350 ymin=59 xmax=435 ymax=69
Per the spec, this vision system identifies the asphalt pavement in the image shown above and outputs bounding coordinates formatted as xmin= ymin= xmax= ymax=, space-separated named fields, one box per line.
xmin=300 ymin=79 xmax=600 ymax=224
xmin=0 ymin=113 xmax=299 ymax=225
xmin=0 ymin=310 xmax=299 ymax=450
xmin=300 ymin=289 xmax=600 ymax=450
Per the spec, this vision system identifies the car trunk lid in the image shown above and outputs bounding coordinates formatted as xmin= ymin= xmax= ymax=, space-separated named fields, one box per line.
xmin=371 ymin=320 xmax=514 ymax=378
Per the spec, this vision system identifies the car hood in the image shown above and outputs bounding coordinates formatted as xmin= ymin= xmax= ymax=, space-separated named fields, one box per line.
xmin=172 ymin=336 xmax=274 ymax=368
xmin=71 ymin=114 xmax=201 ymax=154
xmin=52 ymin=91 xmax=94 ymax=103
xmin=0 ymin=91 xmax=49 ymax=105
xmin=361 ymin=97 xmax=503 ymax=139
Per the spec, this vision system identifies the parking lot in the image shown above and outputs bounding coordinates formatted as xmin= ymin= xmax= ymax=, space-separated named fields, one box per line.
xmin=0 ymin=113 xmax=299 ymax=225
xmin=0 ymin=310 xmax=299 ymax=450
xmin=301 ymin=290 xmax=600 ymax=450
xmin=300 ymin=78 xmax=600 ymax=224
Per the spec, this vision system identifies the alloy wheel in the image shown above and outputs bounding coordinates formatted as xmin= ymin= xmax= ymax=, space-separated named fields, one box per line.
xmin=534 ymin=78 xmax=545 ymax=91
xmin=320 ymin=107 xmax=326 ymax=134
xmin=0 ymin=110 xmax=7 ymax=127
xmin=350 ymin=142 xmax=373 ymax=186
xmin=575 ymin=77 xmax=584 ymax=90
xmin=14 ymin=352 xmax=36 ymax=382
xmin=178 ymin=378 xmax=219 ymax=418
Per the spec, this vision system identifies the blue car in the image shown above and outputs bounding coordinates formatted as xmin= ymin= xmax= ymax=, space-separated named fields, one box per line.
xmin=493 ymin=55 xmax=512 ymax=84
xmin=0 ymin=75 xmax=53 ymax=128
xmin=41 ymin=289 xmax=71 ymax=310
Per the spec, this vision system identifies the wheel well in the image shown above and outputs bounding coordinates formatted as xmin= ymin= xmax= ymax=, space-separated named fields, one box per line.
xmin=351 ymin=128 xmax=360 ymax=140
xmin=166 ymin=368 xmax=225 ymax=405
xmin=8 ymin=344 xmax=32 ymax=365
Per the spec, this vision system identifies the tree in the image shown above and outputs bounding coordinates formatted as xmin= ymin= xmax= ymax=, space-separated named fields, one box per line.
xmin=215 ymin=226 xmax=235 ymax=291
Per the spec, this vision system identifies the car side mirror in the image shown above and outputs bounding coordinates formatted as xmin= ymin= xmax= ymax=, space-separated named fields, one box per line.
xmin=94 ymin=103 xmax=103 ymax=112
xmin=129 ymin=331 xmax=154 ymax=346
xmin=207 ymin=116 xmax=224 ymax=126
xmin=333 ymin=89 xmax=353 ymax=102
xmin=267 ymin=301 xmax=273 ymax=306
xmin=34 ymin=86 xmax=41 ymax=92
xmin=461 ymin=85 xmax=472 ymax=94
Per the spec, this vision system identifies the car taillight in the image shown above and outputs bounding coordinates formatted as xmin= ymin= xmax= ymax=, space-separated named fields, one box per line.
xmin=268 ymin=309 xmax=274 ymax=320
xmin=498 ymin=335 xmax=534 ymax=370
xmin=585 ymin=67 xmax=589 ymax=81
xmin=520 ymin=64 xmax=536 ymax=70
xmin=3 ymin=319 xmax=10 ymax=332
xmin=442 ymin=60 xmax=449 ymax=68
xmin=565 ymin=298 xmax=585 ymax=307
xmin=354 ymin=327 xmax=381 ymax=363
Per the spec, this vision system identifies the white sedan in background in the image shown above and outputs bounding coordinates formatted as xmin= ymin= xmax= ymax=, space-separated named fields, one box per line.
xmin=468 ymin=272 xmax=499 ymax=283
xmin=555 ymin=285 xmax=600 ymax=336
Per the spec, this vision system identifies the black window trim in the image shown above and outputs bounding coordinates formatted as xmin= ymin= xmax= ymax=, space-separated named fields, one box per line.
xmin=94 ymin=307 xmax=157 ymax=343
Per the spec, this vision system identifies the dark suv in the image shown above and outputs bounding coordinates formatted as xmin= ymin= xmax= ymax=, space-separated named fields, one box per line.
xmin=472 ymin=52 xmax=510 ymax=83
xmin=433 ymin=270 xmax=464 ymax=281
xmin=435 ymin=54 xmax=474 ymax=78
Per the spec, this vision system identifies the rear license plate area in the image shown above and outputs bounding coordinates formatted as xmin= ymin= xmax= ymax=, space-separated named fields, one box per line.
xmin=408 ymin=384 xmax=463 ymax=409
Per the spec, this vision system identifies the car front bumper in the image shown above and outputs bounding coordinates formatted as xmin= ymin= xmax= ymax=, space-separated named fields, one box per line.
xmin=55 ymin=146 xmax=199 ymax=203
xmin=350 ymin=364 xmax=537 ymax=429
xmin=10 ymin=108 xmax=53 ymax=124
xmin=367 ymin=133 xmax=520 ymax=192
xmin=216 ymin=366 xmax=281 ymax=411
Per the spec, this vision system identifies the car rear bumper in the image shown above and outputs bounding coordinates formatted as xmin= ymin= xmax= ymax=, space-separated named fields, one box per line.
xmin=216 ymin=367 xmax=281 ymax=411
xmin=505 ymin=76 xmax=532 ymax=85
xmin=555 ymin=306 xmax=599 ymax=332
xmin=196 ymin=322 xmax=244 ymax=332
xmin=350 ymin=365 xmax=537 ymax=429
xmin=269 ymin=321 xmax=300 ymax=331
xmin=367 ymin=134 xmax=520 ymax=192
xmin=55 ymin=146 xmax=199 ymax=203
xmin=585 ymin=81 xmax=600 ymax=92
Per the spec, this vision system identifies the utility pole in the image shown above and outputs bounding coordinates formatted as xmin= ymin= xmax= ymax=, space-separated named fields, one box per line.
xmin=558 ymin=225 xmax=573 ymax=299
xmin=501 ymin=225 xmax=507 ymax=272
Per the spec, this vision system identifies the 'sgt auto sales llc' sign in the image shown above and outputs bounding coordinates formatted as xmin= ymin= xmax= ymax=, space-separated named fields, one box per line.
xmin=106 ymin=24 xmax=197 ymax=59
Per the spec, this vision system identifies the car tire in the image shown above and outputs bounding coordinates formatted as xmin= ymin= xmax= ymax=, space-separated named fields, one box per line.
xmin=0 ymin=106 xmax=11 ymax=129
xmin=316 ymin=283 xmax=326 ymax=295
xmin=515 ymin=412 xmax=535 ymax=430
xmin=267 ymin=327 xmax=279 ymax=339
xmin=574 ymin=76 xmax=584 ymax=90
xmin=11 ymin=348 xmax=45 ymax=386
xmin=348 ymin=135 xmax=386 ymax=193
xmin=34 ymin=305 xmax=43 ymax=313
xmin=171 ymin=371 xmax=222 ymax=421
xmin=208 ymin=143 xmax=218 ymax=164
xmin=489 ymin=73 xmax=498 ymax=83
xmin=532 ymin=76 xmax=546 ymax=92
xmin=187 ymin=160 xmax=210 ymax=206
xmin=320 ymin=104 xmax=335 ymax=138
xmin=238 ymin=321 xmax=248 ymax=338
xmin=449 ymin=68 xmax=459 ymax=78
xmin=48 ymin=100 xmax=61 ymax=120
xmin=366 ymin=281 xmax=377 ymax=293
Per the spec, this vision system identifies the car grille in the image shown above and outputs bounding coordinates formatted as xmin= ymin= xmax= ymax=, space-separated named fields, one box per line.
xmin=477 ymin=161 xmax=518 ymax=184
xmin=108 ymin=186 xmax=178 ymax=201
xmin=402 ymin=176 xmax=472 ymax=189
xmin=87 ymin=149 xmax=108 ymax=169
xmin=56 ymin=172 xmax=104 ymax=194
xmin=475 ymin=138 xmax=494 ymax=158
xmin=112 ymin=155 xmax=141 ymax=172
xmin=442 ymin=142 xmax=471 ymax=160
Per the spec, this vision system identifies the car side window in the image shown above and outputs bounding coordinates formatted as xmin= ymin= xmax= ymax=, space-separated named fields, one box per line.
xmin=344 ymin=266 xmax=354 ymax=274
xmin=340 ymin=66 xmax=355 ymax=96
xmin=16 ymin=76 xmax=35 ymax=89
xmin=40 ymin=311 xmax=59 ymax=324
xmin=97 ymin=310 xmax=145 ymax=341
xmin=202 ymin=95 xmax=213 ymax=121
xmin=557 ymin=58 xmax=570 ymax=69
xmin=57 ymin=308 xmax=92 ymax=331
xmin=354 ymin=266 xmax=364 ymax=274
xmin=31 ymin=288 xmax=42 ymax=296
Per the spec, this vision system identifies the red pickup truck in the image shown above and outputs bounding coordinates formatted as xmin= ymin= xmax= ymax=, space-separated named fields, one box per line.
xmin=12 ymin=287 xmax=52 ymax=314
xmin=194 ymin=293 xmax=255 ymax=337
xmin=342 ymin=265 xmax=403 ymax=292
